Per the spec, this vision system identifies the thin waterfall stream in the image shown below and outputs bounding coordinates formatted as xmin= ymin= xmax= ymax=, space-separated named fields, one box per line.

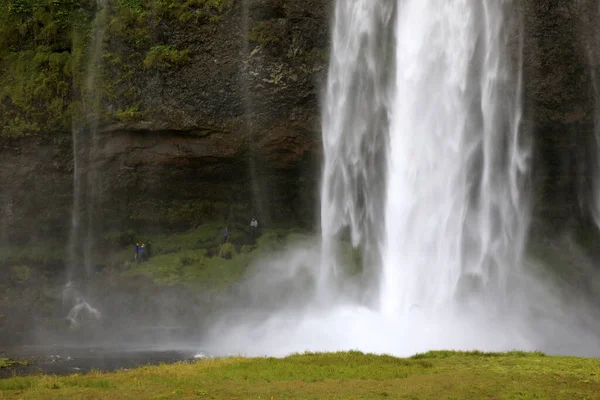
xmin=65 ymin=0 xmax=109 ymax=327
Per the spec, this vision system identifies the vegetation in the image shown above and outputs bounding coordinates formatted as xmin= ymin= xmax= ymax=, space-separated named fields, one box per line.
xmin=0 ymin=0 xmax=86 ymax=137
xmin=0 ymin=240 xmax=66 ymax=266
xmin=115 ymin=224 xmax=313 ymax=288
xmin=0 ymin=0 xmax=235 ymax=138
xmin=248 ymin=20 xmax=281 ymax=48
xmin=0 ymin=351 xmax=599 ymax=399
xmin=0 ymin=357 xmax=29 ymax=369
xmin=143 ymin=45 xmax=190 ymax=70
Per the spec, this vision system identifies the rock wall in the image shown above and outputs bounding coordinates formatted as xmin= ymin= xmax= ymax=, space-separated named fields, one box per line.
xmin=0 ymin=0 xmax=330 ymax=245
xmin=522 ymin=0 xmax=600 ymax=239
xmin=2 ymin=0 xmax=600 ymax=245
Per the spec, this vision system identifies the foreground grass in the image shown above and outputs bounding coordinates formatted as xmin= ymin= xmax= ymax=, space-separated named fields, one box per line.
xmin=1 ymin=351 xmax=599 ymax=399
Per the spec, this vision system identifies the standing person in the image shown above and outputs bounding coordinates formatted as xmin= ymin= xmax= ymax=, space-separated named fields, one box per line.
xmin=223 ymin=226 xmax=229 ymax=243
xmin=250 ymin=217 xmax=258 ymax=238
xmin=140 ymin=243 xmax=146 ymax=261
xmin=134 ymin=243 xmax=140 ymax=262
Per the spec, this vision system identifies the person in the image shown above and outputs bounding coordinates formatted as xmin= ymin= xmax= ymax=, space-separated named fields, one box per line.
xmin=250 ymin=217 xmax=258 ymax=238
xmin=223 ymin=226 xmax=229 ymax=243
xmin=134 ymin=243 xmax=140 ymax=261
xmin=140 ymin=243 xmax=146 ymax=261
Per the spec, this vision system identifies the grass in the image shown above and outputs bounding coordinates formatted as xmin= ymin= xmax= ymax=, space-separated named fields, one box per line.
xmin=0 ymin=241 xmax=66 ymax=266
xmin=116 ymin=224 xmax=314 ymax=288
xmin=0 ymin=351 xmax=599 ymax=399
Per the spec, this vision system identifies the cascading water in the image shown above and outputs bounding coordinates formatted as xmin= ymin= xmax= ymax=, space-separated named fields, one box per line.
xmin=321 ymin=0 xmax=529 ymax=313
xmin=320 ymin=0 xmax=395 ymax=296
xmin=379 ymin=0 xmax=529 ymax=315
xmin=66 ymin=0 xmax=109 ymax=326
xmin=241 ymin=0 xmax=268 ymax=223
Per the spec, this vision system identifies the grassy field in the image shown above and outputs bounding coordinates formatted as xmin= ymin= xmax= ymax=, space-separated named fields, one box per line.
xmin=1 ymin=351 xmax=599 ymax=399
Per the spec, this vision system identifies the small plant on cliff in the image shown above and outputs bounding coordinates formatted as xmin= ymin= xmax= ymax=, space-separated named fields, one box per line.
xmin=142 ymin=45 xmax=190 ymax=70
xmin=248 ymin=21 xmax=281 ymax=48
xmin=115 ymin=104 xmax=143 ymax=121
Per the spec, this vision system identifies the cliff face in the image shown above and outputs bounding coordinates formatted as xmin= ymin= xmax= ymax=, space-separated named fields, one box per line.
xmin=522 ymin=0 xmax=600 ymax=239
xmin=2 ymin=0 xmax=600 ymax=244
xmin=0 ymin=0 xmax=329 ymax=244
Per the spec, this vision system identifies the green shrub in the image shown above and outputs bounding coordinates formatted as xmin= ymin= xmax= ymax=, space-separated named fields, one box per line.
xmin=218 ymin=243 xmax=237 ymax=260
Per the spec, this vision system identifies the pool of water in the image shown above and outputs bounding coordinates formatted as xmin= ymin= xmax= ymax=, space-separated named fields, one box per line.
xmin=2 ymin=344 xmax=209 ymax=377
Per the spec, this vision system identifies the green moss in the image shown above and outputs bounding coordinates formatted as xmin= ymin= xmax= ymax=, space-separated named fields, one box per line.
xmin=114 ymin=104 xmax=143 ymax=121
xmin=149 ymin=0 xmax=233 ymax=24
xmin=0 ymin=0 xmax=88 ymax=138
xmin=142 ymin=45 xmax=190 ymax=70
xmin=0 ymin=48 xmax=73 ymax=137
xmin=117 ymin=0 xmax=144 ymax=15
xmin=247 ymin=20 xmax=281 ymax=48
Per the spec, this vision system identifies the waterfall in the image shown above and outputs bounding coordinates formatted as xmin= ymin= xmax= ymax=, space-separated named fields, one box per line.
xmin=380 ymin=0 xmax=528 ymax=315
xmin=203 ymin=0 xmax=600 ymax=358
xmin=320 ymin=0 xmax=395 ymax=294
xmin=321 ymin=0 xmax=530 ymax=312
xmin=241 ymin=0 xmax=268 ymax=223
xmin=66 ymin=0 xmax=109 ymax=325
xmin=69 ymin=0 xmax=109 ymax=281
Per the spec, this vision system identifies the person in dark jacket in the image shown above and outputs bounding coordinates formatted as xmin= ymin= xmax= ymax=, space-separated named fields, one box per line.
xmin=223 ymin=226 xmax=229 ymax=243
xmin=134 ymin=243 xmax=140 ymax=262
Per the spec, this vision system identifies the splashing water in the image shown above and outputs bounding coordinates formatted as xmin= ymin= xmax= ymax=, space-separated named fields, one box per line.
xmin=63 ymin=282 xmax=101 ymax=328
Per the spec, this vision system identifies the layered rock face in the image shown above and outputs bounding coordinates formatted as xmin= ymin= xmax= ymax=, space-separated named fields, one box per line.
xmin=1 ymin=0 xmax=600 ymax=244
xmin=0 ymin=0 xmax=329 ymax=245
xmin=523 ymin=0 xmax=600 ymax=239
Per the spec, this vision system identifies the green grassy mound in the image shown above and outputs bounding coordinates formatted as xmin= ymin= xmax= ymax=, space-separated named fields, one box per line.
xmin=115 ymin=225 xmax=316 ymax=288
xmin=1 ymin=351 xmax=599 ymax=399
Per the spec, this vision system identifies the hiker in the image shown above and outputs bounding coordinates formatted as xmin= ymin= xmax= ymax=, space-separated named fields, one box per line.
xmin=223 ymin=226 xmax=229 ymax=243
xmin=250 ymin=217 xmax=258 ymax=238
xmin=140 ymin=243 xmax=146 ymax=261
xmin=134 ymin=243 xmax=140 ymax=261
